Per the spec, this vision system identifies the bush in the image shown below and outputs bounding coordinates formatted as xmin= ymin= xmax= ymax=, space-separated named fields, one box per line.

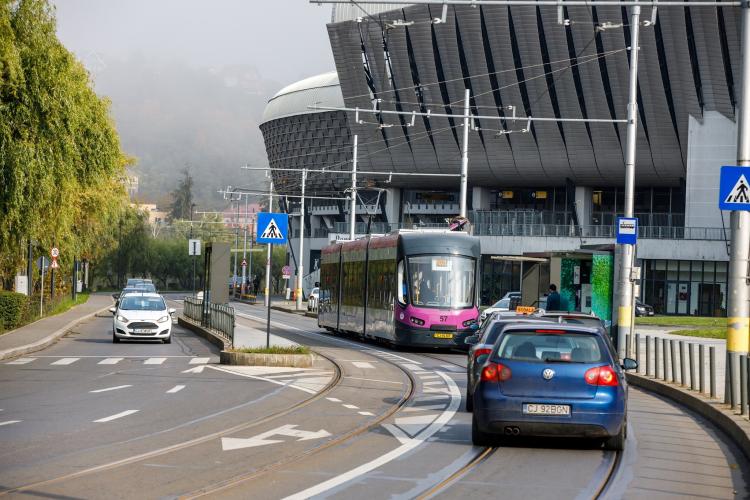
xmin=0 ymin=291 xmax=29 ymax=330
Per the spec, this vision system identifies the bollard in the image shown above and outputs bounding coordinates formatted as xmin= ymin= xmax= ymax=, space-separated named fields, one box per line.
xmin=635 ymin=333 xmax=641 ymax=372
xmin=726 ymin=353 xmax=735 ymax=408
xmin=710 ymin=346 xmax=717 ymax=399
xmin=626 ymin=334 xmax=631 ymax=359
xmin=646 ymin=335 xmax=651 ymax=377
xmin=740 ymin=355 xmax=748 ymax=416
xmin=699 ymin=344 xmax=706 ymax=394
xmin=655 ymin=338 xmax=661 ymax=379
xmin=679 ymin=341 xmax=686 ymax=386
xmin=670 ymin=339 xmax=678 ymax=383
xmin=663 ymin=338 xmax=669 ymax=381
xmin=689 ymin=343 xmax=696 ymax=391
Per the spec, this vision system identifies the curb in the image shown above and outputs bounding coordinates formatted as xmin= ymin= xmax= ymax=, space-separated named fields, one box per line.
xmin=177 ymin=316 xmax=229 ymax=350
xmin=0 ymin=300 xmax=114 ymax=361
xmin=627 ymin=373 xmax=750 ymax=461
xmin=220 ymin=350 xmax=313 ymax=368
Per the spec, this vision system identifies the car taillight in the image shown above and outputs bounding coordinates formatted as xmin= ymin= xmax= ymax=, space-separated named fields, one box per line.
xmin=584 ymin=365 xmax=619 ymax=386
xmin=473 ymin=348 xmax=492 ymax=360
xmin=480 ymin=362 xmax=512 ymax=382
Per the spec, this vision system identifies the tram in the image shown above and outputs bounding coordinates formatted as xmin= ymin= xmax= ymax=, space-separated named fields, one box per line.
xmin=318 ymin=230 xmax=480 ymax=348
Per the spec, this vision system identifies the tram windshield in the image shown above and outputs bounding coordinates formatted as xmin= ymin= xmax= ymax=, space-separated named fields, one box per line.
xmin=408 ymin=255 xmax=475 ymax=309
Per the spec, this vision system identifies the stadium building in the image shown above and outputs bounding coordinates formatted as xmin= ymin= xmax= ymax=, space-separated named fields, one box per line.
xmin=259 ymin=3 xmax=741 ymax=316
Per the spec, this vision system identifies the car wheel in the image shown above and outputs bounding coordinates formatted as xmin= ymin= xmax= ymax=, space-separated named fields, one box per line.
xmin=112 ymin=332 xmax=120 ymax=343
xmin=465 ymin=388 xmax=474 ymax=412
xmin=471 ymin=413 xmax=493 ymax=447
xmin=163 ymin=335 xmax=171 ymax=344
xmin=604 ymin=420 xmax=626 ymax=451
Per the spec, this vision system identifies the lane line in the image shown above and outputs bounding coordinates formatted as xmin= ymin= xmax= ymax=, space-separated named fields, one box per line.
xmin=206 ymin=365 xmax=317 ymax=394
xmin=358 ymin=411 xmax=375 ymax=416
xmin=342 ymin=404 xmax=359 ymax=409
xmin=283 ymin=371 xmax=461 ymax=500
xmin=50 ymin=358 xmax=79 ymax=366
xmin=0 ymin=420 xmax=21 ymax=427
xmin=6 ymin=358 xmax=35 ymax=365
xmin=93 ymin=410 xmax=139 ymax=423
xmin=98 ymin=358 xmax=123 ymax=365
xmin=345 ymin=376 xmax=405 ymax=385
xmin=351 ymin=361 xmax=375 ymax=369
xmin=326 ymin=397 xmax=342 ymax=403
xmin=189 ymin=357 xmax=210 ymax=365
xmin=166 ymin=385 xmax=186 ymax=394
xmin=144 ymin=358 xmax=166 ymax=365
xmin=402 ymin=404 xmax=448 ymax=412
xmin=90 ymin=385 xmax=132 ymax=394
xmin=423 ymin=381 xmax=445 ymax=386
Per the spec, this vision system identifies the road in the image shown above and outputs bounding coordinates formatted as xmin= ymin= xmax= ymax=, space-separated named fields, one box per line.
xmin=0 ymin=299 xmax=746 ymax=499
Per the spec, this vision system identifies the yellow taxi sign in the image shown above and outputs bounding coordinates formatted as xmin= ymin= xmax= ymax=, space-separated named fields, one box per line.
xmin=516 ymin=306 xmax=536 ymax=314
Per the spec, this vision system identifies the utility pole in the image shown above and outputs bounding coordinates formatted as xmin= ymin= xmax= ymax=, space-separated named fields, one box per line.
xmin=459 ymin=88 xmax=470 ymax=218
xmin=233 ymin=200 xmax=239 ymax=297
xmin=190 ymin=203 xmax=196 ymax=295
xmin=350 ymin=134 xmax=358 ymax=240
xmin=296 ymin=169 xmax=307 ymax=311
xmin=242 ymin=196 xmax=248 ymax=296
xmin=727 ymin=2 xmax=750 ymax=393
xmin=265 ymin=181 xmax=274 ymax=308
xmin=616 ymin=6 xmax=641 ymax=360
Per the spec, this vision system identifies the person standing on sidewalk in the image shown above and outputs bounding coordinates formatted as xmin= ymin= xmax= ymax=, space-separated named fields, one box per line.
xmin=546 ymin=284 xmax=561 ymax=311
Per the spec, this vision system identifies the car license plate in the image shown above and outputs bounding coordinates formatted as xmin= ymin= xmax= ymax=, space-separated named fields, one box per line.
xmin=433 ymin=332 xmax=454 ymax=339
xmin=523 ymin=403 xmax=571 ymax=416
xmin=133 ymin=328 xmax=152 ymax=334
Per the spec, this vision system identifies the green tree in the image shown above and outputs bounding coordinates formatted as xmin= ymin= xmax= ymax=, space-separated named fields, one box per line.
xmin=169 ymin=169 xmax=193 ymax=221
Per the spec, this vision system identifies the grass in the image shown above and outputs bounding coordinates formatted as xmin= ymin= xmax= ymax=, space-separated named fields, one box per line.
xmin=230 ymin=345 xmax=310 ymax=355
xmin=47 ymin=293 xmax=90 ymax=316
xmin=668 ymin=327 xmax=727 ymax=339
xmin=635 ymin=315 xmax=726 ymax=327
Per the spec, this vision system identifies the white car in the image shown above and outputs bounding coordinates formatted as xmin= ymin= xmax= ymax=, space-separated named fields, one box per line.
xmin=307 ymin=287 xmax=319 ymax=311
xmin=110 ymin=293 xmax=175 ymax=344
xmin=479 ymin=297 xmax=511 ymax=324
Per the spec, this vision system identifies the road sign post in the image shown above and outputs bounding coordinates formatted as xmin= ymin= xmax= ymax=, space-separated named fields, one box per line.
xmin=257 ymin=212 xmax=288 ymax=348
xmin=189 ymin=239 xmax=201 ymax=295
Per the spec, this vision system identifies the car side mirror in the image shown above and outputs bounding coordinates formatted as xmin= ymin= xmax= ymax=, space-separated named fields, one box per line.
xmin=464 ymin=335 xmax=479 ymax=346
xmin=111 ymin=293 xmax=119 ymax=300
xmin=168 ymin=308 xmax=176 ymax=315
xmin=469 ymin=322 xmax=480 ymax=331
xmin=621 ymin=358 xmax=638 ymax=371
xmin=108 ymin=307 xmax=116 ymax=315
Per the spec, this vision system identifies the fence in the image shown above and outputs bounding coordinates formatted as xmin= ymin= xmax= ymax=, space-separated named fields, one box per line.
xmin=626 ymin=334 xmax=749 ymax=419
xmin=183 ymin=296 xmax=235 ymax=348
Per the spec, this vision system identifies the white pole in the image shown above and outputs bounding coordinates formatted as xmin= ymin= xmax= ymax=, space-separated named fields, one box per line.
xmin=350 ymin=134 xmax=358 ymax=240
xmin=265 ymin=181 xmax=273 ymax=307
xmin=296 ymin=169 xmax=307 ymax=310
xmin=39 ymin=262 xmax=44 ymax=316
xmin=242 ymin=196 xmax=248 ymax=296
xmin=616 ymin=6 xmax=641 ymax=360
xmin=459 ymin=88 xmax=470 ymax=218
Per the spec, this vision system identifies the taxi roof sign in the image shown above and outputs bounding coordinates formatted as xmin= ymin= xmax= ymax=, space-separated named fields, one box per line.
xmin=515 ymin=306 xmax=536 ymax=314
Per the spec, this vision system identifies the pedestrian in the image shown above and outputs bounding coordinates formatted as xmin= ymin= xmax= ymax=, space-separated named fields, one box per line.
xmin=546 ymin=284 xmax=561 ymax=311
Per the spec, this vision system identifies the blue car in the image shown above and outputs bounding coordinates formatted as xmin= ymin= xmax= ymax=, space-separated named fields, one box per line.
xmin=471 ymin=323 xmax=637 ymax=450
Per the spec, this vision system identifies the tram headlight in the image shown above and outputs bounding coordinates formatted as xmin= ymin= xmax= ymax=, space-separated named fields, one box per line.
xmin=463 ymin=319 xmax=477 ymax=327
xmin=410 ymin=316 xmax=425 ymax=326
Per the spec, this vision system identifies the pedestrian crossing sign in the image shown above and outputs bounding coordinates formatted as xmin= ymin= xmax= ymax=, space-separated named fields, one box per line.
xmin=719 ymin=166 xmax=750 ymax=211
xmin=256 ymin=212 xmax=288 ymax=245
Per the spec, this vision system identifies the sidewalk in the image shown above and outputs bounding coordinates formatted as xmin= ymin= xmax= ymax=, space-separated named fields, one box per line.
xmin=0 ymin=293 xmax=113 ymax=360
xmin=233 ymin=322 xmax=297 ymax=349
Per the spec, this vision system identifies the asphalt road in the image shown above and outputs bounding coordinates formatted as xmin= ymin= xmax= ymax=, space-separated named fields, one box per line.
xmin=0 ymin=299 xmax=747 ymax=499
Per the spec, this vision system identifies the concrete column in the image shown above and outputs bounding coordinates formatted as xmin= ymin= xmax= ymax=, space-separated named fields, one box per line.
xmin=472 ymin=187 xmax=492 ymax=211
xmin=384 ymin=188 xmax=401 ymax=226
xmin=574 ymin=186 xmax=593 ymax=227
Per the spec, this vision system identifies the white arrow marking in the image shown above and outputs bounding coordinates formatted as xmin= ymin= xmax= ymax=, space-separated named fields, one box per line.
xmin=182 ymin=366 xmax=205 ymax=374
xmin=221 ymin=424 xmax=331 ymax=451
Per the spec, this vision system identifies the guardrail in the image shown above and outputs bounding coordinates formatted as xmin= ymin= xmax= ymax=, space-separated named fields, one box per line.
xmin=626 ymin=333 xmax=749 ymax=419
xmin=184 ymin=296 xmax=235 ymax=348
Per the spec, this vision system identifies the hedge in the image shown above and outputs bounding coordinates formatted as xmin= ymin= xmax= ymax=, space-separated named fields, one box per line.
xmin=0 ymin=291 xmax=29 ymax=330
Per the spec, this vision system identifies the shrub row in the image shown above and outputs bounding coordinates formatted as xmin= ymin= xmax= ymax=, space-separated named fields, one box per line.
xmin=0 ymin=291 xmax=29 ymax=330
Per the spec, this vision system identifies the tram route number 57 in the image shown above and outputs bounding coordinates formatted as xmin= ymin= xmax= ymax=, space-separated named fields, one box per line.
xmin=439 ymin=315 xmax=448 ymax=322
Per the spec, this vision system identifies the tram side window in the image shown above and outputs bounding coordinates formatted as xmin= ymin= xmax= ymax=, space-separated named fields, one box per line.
xmin=397 ymin=260 xmax=407 ymax=305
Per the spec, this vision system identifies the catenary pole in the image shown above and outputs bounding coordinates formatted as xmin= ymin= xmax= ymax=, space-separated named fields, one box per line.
xmin=616 ymin=5 xmax=641 ymax=360
xmin=459 ymin=88 xmax=470 ymax=218
xmin=296 ymin=169 xmax=307 ymax=310
xmin=727 ymin=3 xmax=750 ymax=380
xmin=350 ymin=134 xmax=358 ymax=240
xmin=242 ymin=196 xmax=248 ymax=296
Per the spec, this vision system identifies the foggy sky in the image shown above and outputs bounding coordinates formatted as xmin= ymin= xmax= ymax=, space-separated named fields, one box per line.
xmin=53 ymin=0 xmax=335 ymax=85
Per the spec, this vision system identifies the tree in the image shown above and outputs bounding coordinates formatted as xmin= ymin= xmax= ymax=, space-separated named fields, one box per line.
xmin=169 ymin=169 xmax=193 ymax=221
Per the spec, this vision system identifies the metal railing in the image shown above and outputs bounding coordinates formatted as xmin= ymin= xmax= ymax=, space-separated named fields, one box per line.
xmin=183 ymin=296 xmax=235 ymax=348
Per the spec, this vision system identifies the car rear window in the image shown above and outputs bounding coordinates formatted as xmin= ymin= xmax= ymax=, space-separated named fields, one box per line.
xmin=496 ymin=331 xmax=605 ymax=363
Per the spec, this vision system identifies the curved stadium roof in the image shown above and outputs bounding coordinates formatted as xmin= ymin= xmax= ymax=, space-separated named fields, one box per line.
xmin=261 ymin=71 xmax=344 ymax=124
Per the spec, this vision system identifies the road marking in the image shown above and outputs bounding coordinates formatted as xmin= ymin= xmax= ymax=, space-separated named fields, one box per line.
xmin=284 ymin=371 xmax=460 ymax=500
xmin=415 ymin=395 xmax=449 ymax=402
xmin=345 ymin=376 xmax=404 ymax=385
xmin=166 ymin=385 xmax=186 ymax=394
xmin=423 ymin=381 xmax=444 ymax=386
xmin=144 ymin=358 xmax=166 ymax=365
xmin=189 ymin=357 xmax=210 ymax=365
xmin=182 ymin=366 xmax=205 ymax=374
xmin=90 ymin=385 xmax=132 ymax=393
xmin=206 ymin=365 xmax=317 ymax=394
xmin=0 ymin=420 xmax=21 ymax=427
xmin=394 ymin=414 xmax=439 ymax=435
xmin=440 ymin=364 xmax=464 ymax=372
xmin=358 ymin=411 xmax=375 ymax=416
xmin=6 ymin=358 xmax=35 ymax=365
xmin=399 ymin=363 xmax=425 ymax=372
xmin=98 ymin=358 xmax=123 ymax=365
xmin=51 ymin=358 xmax=79 ymax=365
xmin=403 ymin=404 xmax=447 ymax=412
xmin=418 ymin=374 xmax=440 ymax=380
xmin=342 ymin=404 xmax=359 ymax=409
xmin=326 ymin=397 xmax=342 ymax=403
xmin=351 ymin=361 xmax=375 ymax=369
xmin=93 ymin=410 xmax=139 ymax=423
xmin=221 ymin=424 xmax=331 ymax=451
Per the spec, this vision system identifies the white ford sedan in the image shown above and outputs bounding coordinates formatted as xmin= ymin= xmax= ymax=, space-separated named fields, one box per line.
xmin=110 ymin=293 xmax=175 ymax=344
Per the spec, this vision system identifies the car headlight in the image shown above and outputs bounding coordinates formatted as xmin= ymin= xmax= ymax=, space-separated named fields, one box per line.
xmin=157 ymin=315 xmax=170 ymax=323
xmin=116 ymin=315 xmax=129 ymax=323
